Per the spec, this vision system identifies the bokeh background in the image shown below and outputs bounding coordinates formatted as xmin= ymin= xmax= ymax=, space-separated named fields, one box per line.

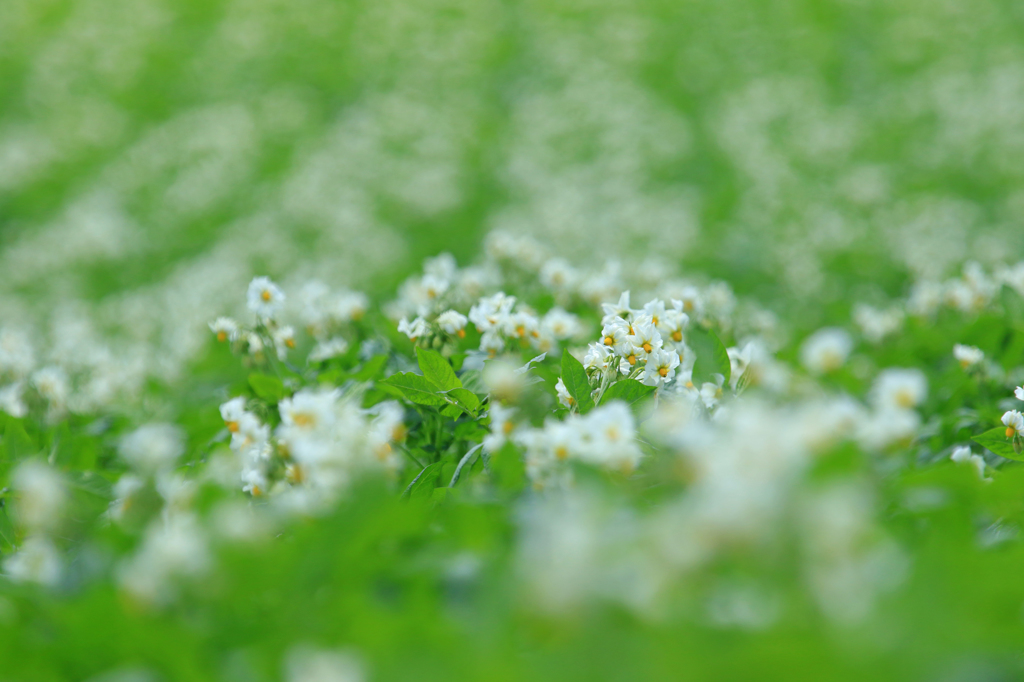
xmin=4 ymin=0 xmax=1024 ymax=378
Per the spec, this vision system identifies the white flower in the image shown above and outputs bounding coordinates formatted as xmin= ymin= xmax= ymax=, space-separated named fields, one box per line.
xmin=119 ymin=423 xmax=185 ymax=474
xmin=540 ymin=258 xmax=578 ymax=292
xmin=0 ymin=382 xmax=26 ymax=418
xmin=800 ymin=328 xmax=853 ymax=374
xmin=11 ymin=461 xmax=65 ymax=532
xmin=32 ymin=366 xmax=69 ymax=411
xmin=209 ymin=317 xmax=239 ymax=343
xmin=542 ymin=308 xmax=582 ymax=340
xmin=482 ymin=358 xmax=527 ymax=402
xmin=1015 ymin=386 xmax=1024 ymax=402
xmin=0 ymin=327 xmax=35 ymax=379
xmin=436 ymin=310 xmax=468 ymax=336
xmin=3 ymin=535 xmax=62 ymax=586
xmin=643 ymin=348 xmax=680 ymax=388
xmin=247 ymin=276 xmax=285 ymax=319
xmin=484 ymin=404 xmax=516 ymax=453
xmin=469 ymin=292 xmax=516 ymax=333
xmin=953 ymin=344 xmax=984 ymax=369
xmin=220 ymin=397 xmax=248 ymax=432
xmin=950 ymin=446 xmax=989 ymax=481
xmin=279 ymin=389 xmax=338 ymax=435
xmin=1002 ymin=410 xmax=1024 ymax=437
xmin=555 ymin=377 xmax=574 ymax=409
xmin=309 ymin=338 xmax=349 ymax=363
xmin=871 ymin=369 xmax=927 ymax=411
xmin=397 ymin=317 xmax=428 ymax=341
xmin=600 ymin=291 xmax=633 ymax=325
xmin=600 ymin=318 xmax=633 ymax=358
xmin=627 ymin=319 xmax=663 ymax=361
xmin=284 ymin=646 xmax=364 ymax=682
xmin=583 ymin=343 xmax=613 ymax=372
xmin=273 ymin=326 xmax=297 ymax=360
xmin=578 ymin=402 xmax=641 ymax=473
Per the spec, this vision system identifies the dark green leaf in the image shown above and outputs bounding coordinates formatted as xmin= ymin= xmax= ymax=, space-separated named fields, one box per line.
xmin=689 ymin=327 xmax=731 ymax=385
xmin=600 ymin=378 xmax=656 ymax=408
xmin=382 ymin=373 xmax=447 ymax=407
xmin=973 ymin=427 xmax=1024 ymax=461
xmin=560 ymin=349 xmax=595 ymax=413
xmin=416 ymin=347 xmax=461 ymax=391
xmin=249 ymin=374 xmax=286 ymax=402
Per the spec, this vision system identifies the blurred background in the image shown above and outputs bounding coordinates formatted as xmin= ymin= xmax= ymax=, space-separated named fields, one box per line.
xmin=2 ymin=0 xmax=1023 ymax=380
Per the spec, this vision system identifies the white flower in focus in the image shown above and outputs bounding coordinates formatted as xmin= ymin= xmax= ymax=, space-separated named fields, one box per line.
xmin=3 ymin=535 xmax=61 ymax=586
xmin=800 ymin=328 xmax=853 ymax=374
xmin=247 ymin=276 xmax=285 ymax=319
xmin=209 ymin=317 xmax=239 ymax=343
xmin=583 ymin=343 xmax=613 ymax=372
xmin=119 ymin=423 xmax=185 ymax=474
xmin=953 ymin=344 xmax=984 ymax=370
xmin=871 ymin=369 xmax=927 ymax=411
xmin=950 ymin=446 xmax=989 ymax=481
xmin=285 ymin=646 xmax=364 ymax=682
xmin=600 ymin=291 xmax=633 ymax=324
xmin=628 ymin=319 xmax=663 ymax=361
xmin=436 ymin=310 xmax=468 ymax=337
xmin=643 ymin=348 xmax=680 ymax=388
xmin=1002 ymin=410 xmax=1024 ymax=437
xmin=11 ymin=461 xmax=64 ymax=533
xmin=600 ymin=318 xmax=633 ymax=358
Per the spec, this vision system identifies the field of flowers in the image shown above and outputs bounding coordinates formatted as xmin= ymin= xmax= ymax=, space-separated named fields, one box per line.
xmin=4 ymin=0 xmax=1024 ymax=680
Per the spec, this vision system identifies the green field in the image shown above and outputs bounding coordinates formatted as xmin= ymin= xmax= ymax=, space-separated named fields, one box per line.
xmin=3 ymin=1 xmax=1024 ymax=680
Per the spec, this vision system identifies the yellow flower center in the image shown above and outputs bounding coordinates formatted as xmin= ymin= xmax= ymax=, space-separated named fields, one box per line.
xmin=226 ymin=421 xmax=239 ymax=433
xmin=261 ymin=290 xmax=272 ymax=302
xmin=293 ymin=413 xmax=315 ymax=427
xmin=658 ymin=367 xmax=669 ymax=377
xmin=642 ymin=342 xmax=652 ymax=354
xmin=217 ymin=331 xmax=227 ymax=342
xmin=627 ymin=354 xmax=637 ymax=366
xmin=1007 ymin=426 xmax=1017 ymax=438
xmin=555 ymin=446 xmax=569 ymax=460
xmin=672 ymin=331 xmax=683 ymax=342
xmin=604 ymin=336 xmax=614 ymax=346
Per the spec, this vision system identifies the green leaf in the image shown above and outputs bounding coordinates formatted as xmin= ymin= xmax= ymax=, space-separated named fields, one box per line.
xmin=381 ymin=373 xmax=447 ymax=407
xmin=491 ymin=441 xmax=525 ymax=492
xmin=560 ymin=349 xmax=595 ymax=413
xmin=249 ymin=374 xmax=286 ymax=402
xmin=689 ymin=327 xmax=731 ymax=385
xmin=441 ymin=387 xmax=481 ymax=417
xmin=600 ymin=378 xmax=656 ymax=408
xmin=405 ymin=462 xmax=441 ymax=500
xmin=353 ymin=354 xmax=388 ymax=381
xmin=416 ymin=347 xmax=461 ymax=391
xmin=973 ymin=427 xmax=1024 ymax=461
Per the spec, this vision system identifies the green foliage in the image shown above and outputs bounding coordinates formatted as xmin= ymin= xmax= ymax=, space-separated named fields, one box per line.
xmin=599 ymin=378 xmax=656 ymax=408
xmin=973 ymin=427 xmax=1024 ymax=461
xmin=688 ymin=327 xmax=731 ymax=385
xmin=248 ymin=374 xmax=287 ymax=403
xmin=560 ymin=350 xmax=595 ymax=413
